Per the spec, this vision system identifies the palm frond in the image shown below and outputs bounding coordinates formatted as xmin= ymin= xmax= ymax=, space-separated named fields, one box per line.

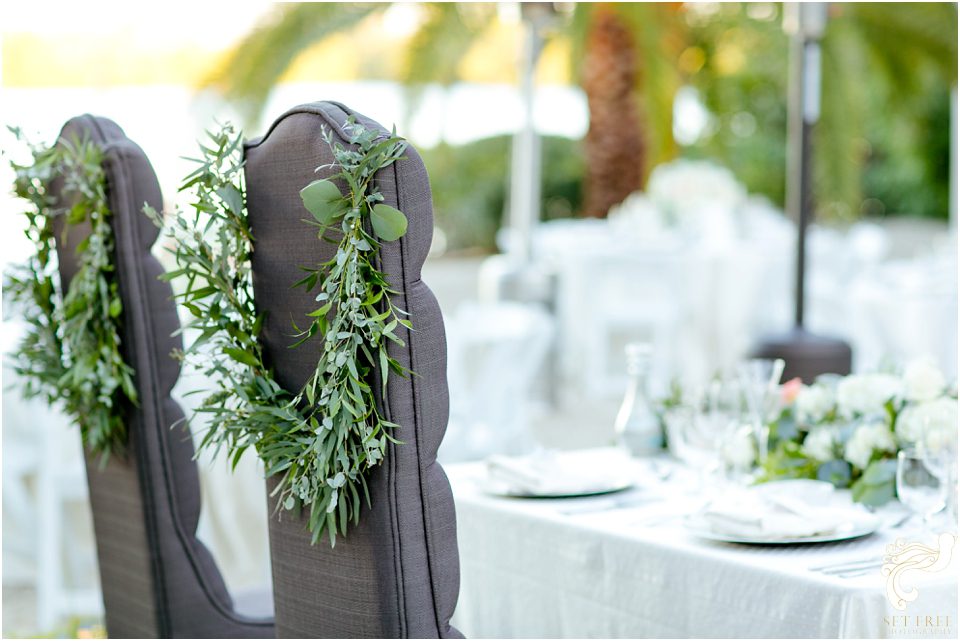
xmin=846 ymin=2 xmax=957 ymax=85
xmin=400 ymin=3 xmax=496 ymax=87
xmin=203 ymin=3 xmax=383 ymax=123
xmin=614 ymin=2 xmax=686 ymax=175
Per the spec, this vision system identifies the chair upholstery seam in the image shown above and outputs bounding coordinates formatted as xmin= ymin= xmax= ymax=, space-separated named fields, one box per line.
xmin=393 ymin=149 xmax=446 ymax=638
xmin=100 ymin=137 xmax=172 ymax=637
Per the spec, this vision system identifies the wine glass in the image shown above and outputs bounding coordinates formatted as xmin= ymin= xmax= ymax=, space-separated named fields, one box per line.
xmin=916 ymin=405 xmax=959 ymax=532
xmin=665 ymin=382 xmax=742 ymax=495
xmin=896 ymin=449 xmax=946 ymax=531
xmin=736 ymin=358 xmax=785 ymax=466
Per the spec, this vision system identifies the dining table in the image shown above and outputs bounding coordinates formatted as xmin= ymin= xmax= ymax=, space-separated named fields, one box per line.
xmin=445 ymin=457 xmax=958 ymax=639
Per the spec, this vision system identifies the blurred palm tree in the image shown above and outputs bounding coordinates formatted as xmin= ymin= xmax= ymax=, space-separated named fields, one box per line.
xmin=818 ymin=2 xmax=957 ymax=219
xmin=206 ymin=2 xmax=956 ymax=224
xmin=204 ymin=3 xmax=497 ymax=125
xmin=570 ymin=2 xmax=685 ymax=216
xmin=203 ymin=2 xmax=684 ymax=219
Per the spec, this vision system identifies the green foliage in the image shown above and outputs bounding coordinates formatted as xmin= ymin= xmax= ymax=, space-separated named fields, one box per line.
xmin=420 ymin=134 xmax=583 ymax=251
xmin=154 ymin=119 xmax=412 ymax=545
xmin=851 ymin=458 xmax=897 ymax=507
xmin=683 ymin=4 xmax=790 ymax=208
xmin=760 ymin=440 xmax=818 ymax=482
xmin=4 ymin=129 xmax=138 ymax=459
xmin=400 ymin=3 xmax=495 ymax=88
xmin=685 ymin=2 xmax=956 ymax=221
xmin=204 ymin=3 xmax=496 ymax=127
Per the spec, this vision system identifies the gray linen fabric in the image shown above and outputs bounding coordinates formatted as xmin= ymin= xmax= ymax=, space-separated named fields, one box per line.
xmin=244 ymin=102 xmax=462 ymax=638
xmin=50 ymin=115 xmax=274 ymax=638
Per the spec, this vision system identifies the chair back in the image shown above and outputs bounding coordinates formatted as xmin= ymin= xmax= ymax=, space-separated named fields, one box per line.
xmin=244 ymin=102 xmax=461 ymax=638
xmin=51 ymin=115 xmax=274 ymax=638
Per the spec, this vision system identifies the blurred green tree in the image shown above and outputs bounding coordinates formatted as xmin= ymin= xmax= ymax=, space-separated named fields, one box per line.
xmin=206 ymin=2 xmax=957 ymax=245
xmin=204 ymin=2 xmax=681 ymax=221
xmin=421 ymin=134 xmax=583 ymax=251
xmin=204 ymin=3 xmax=497 ymax=124
xmin=683 ymin=2 xmax=956 ymax=221
xmin=570 ymin=3 xmax=685 ymax=216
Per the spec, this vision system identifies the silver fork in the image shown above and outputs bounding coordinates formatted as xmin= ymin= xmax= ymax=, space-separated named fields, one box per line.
xmin=809 ymin=513 xmax=912 ymax=575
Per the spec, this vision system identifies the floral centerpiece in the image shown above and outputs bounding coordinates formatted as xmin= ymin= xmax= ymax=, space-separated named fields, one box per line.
xmin=764 ymin=358 xmax=958 ymax=506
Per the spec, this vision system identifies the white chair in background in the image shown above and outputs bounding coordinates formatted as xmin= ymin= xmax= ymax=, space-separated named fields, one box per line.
xmin=574 ymin=250 xmax=687 ymax=399
xmin=2 ymin=365 xmax=42 ymax=588
xmin=440 ymin=301 xmax=554 ymax=462
xmin=0 ymin=365 xmax=101 ymax=632
xmin=34 ymin=414 xmax=102 ymax=631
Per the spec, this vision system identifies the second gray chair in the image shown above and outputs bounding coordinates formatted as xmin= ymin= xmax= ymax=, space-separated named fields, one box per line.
xmin=244 ymin=101 xmax=462 ymax=638
xmin=51 ymin=115 xmax=275 ymax=638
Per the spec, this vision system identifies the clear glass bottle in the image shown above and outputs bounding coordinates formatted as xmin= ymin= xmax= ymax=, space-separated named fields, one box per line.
xmin=614 ymin=342 xmax=663 ymax=456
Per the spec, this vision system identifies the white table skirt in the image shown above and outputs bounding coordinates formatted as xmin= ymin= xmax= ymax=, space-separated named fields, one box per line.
xmin=446 ymin=460 xmax=957 ymax=639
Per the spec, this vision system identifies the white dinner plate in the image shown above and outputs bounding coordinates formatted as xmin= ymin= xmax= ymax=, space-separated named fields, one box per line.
xmin=682 ymin=512 xmax=881 ymax=545
xmin=480 ymin=476 xmax=635 ymax=499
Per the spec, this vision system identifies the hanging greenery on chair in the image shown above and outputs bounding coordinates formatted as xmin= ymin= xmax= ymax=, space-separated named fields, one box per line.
xmin=152 ymin=119 xmax=412 ymax=545
xmin=5 ymin=128 xmax=138 ymax=459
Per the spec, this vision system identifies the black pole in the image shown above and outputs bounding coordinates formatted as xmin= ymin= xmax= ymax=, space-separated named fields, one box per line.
xmin=751 ymin=2 xmax=852 ymax=383
xmin=796 ymin=118 xmax=812 ymax=328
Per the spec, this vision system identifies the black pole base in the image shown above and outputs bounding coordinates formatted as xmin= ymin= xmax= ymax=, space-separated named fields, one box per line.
xmin=752 ymin=327 xmax=853 ymax=383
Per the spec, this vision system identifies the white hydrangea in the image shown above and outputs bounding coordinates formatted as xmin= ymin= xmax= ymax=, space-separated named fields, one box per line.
xmin=802 ymin=427 xmax=837 ymax=462
xmin=608 ymin=192 xmax=669 ymax=241
xmin=836 ymin=374 xmax=902 ymax=418
xmin=902 ymin=357 xmax=946 ymax=403
xmin=844 ymin=420 xmax=896 ymax=470
xmin=795 ymin=384 xmax=834 ymax=424
xmin=896 ymin=396 xmax=958 ymax=450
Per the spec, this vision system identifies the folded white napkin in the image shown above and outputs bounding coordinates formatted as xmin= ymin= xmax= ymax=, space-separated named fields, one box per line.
xmin=485 ymin=447 xmax=633 ymax=496
xmin=699 ymin=481 xmax=864 ymax=540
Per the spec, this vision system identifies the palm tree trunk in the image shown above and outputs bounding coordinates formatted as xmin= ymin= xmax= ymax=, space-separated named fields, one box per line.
xmin=581 ymin=5 xmax=645 ymax=218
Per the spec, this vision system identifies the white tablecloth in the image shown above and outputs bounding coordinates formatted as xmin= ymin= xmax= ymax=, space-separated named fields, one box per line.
xmin=447 ymin=460 xmax=957 ymax=639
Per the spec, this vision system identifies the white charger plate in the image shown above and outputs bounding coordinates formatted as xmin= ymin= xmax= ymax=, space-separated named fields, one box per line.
xmin=480 ymin=476 xmax=635 ymax=499
xmin=683 ymin=511 xmax=881 ymax=545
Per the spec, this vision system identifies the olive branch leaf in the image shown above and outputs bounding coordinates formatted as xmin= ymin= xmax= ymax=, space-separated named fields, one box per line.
xmin=4 ymin=127 xmax=138 ymax=461
xmin=152 ymin=118 xmax=413 ymax=545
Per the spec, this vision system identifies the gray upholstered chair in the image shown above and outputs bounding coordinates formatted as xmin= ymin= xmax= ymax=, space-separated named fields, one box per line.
xmin=50 ymin=115 xmax=275 ymax=638
xmin=244 ymin=102 xmax=462 ymax=638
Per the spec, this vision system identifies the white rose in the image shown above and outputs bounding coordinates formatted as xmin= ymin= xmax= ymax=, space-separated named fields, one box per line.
xmin=896 ymin=397 xmax=958 ymax=450
xmin=722 ymin=425 xmax=756 ymax=470
xmin=836 ymin=374 xmax=901 ymax=418
xmin=844 ymin=420 xmax=896 ymax=470
xmin=795 ymin=384 xmax=834 ymax=424
xmin=802 ymin=427 xmax=837 ymax=462
xmin=902 ymin=357 xmax=946 ymax=403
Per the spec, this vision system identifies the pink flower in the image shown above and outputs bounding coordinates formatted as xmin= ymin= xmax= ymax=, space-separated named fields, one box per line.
xmin=781 ymin=377 xmax=803 ymax=404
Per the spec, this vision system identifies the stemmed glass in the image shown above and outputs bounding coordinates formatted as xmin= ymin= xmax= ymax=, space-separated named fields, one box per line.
xmin=915 ymin=405 xmax=959 ymax=531
xmin=664 ymin=379 xmax=743 ymax=496
xmin=896 ymin=449 xmax=947 ymax=532
xmin=736 ymin=358 xmax=785 ymax=466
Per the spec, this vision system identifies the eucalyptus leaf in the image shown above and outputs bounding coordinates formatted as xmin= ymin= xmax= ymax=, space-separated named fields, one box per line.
xmin=300 ymin=179 xmax=346 ymax=226
xmin=6 ymin=130 xmax=138 ymax=459
xmin=370 ymin=204 xmax=408 ymax=241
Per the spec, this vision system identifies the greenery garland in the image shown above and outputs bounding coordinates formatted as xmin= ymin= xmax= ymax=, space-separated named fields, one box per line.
xmin=154 ymin=119 xmax=411 ymax=545
xmin=5 ymin=128 xmax=138 ymax=459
